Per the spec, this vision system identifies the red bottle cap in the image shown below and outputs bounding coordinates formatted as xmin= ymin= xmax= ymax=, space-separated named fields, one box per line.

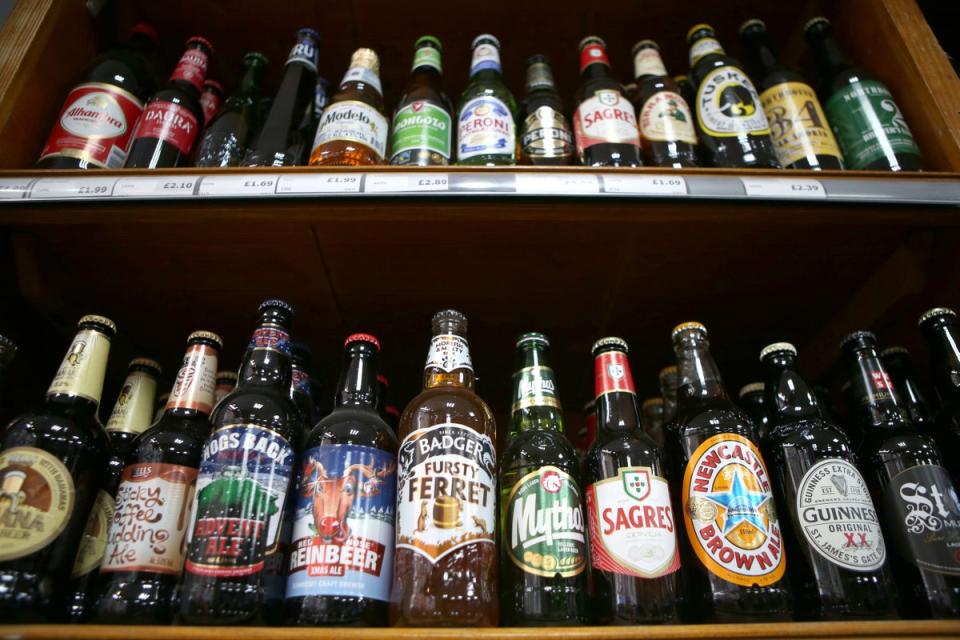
xmin=130 ymin=23 xmax=159 ymax=44
xmin=345 ymin=333 xmax=380 ymax=350
xmin=186 ymin=36 xmax=215 ymax=54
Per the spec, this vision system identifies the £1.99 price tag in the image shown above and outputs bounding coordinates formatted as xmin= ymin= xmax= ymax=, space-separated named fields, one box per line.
xmin=277 ymin=173 xmax=362 ymax=194
xmin=197 ymin=174 xmax=279 ymax=197
xmin=740 ymin=177 xmax=826 ymax=199
xmin=31 ymin=177 xmax=117 ymax=199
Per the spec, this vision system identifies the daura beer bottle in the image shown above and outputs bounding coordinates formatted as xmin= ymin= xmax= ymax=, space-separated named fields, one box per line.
xmin=390 ymin=36 xmax=453 ymax=166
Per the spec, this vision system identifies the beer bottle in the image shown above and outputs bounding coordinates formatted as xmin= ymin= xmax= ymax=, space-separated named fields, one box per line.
xmin=196 ymin=52 xmax=269 ymax=167
xmin=672 ymin=322 xmax=792 ymax=621
xmin=0 ymin=335 xmax=17 ymax=420
xmin=739 ymin=19 xmax=844 ymax=170
xmin=200 ymin=80 xmax=224 ymax=126
xmin=805 ymin=17 xmax=922 ymax=171
xmin=573 ymin=37 xmax=641 ymax=167
xmin=390 ymin=310 xmax=498 ymax=626
xmin=390 ymin=36 xmax=453 ymax=166
xmin=214 ymin=371 xmax=237 ymax=405
xmin=125 ymin=37 xmax=213 ymax=168
xmin=179 ymin=300 xmax=299 ymax=625
xmin=631 ymin=41 xmax=698 ymax=168
xmin=760 ymin=342 xmax=896 ymax=619
xmin=659 ymin=365 xmax=679 ymax=424
xmin=919 ymin=308 xmax=960 ymax=484
xmin=283 ymin=76 xmax=331 ymax=168
xmin=737 ymin=382 xmax=770 ymax=442
xmin=687 ymin=24 xmax=779 ymax=169
xmin=881 ymin=345 xmax=935 ymax=434
xmin=577 ymin=399 xmax=597 ymax=454
xmin=38 ymin=24 xmax=159 ymax=169
xmin=290 ymin=342 xmax=316 ymax=445
xmin=640 ymin=397 xmax=667 ymax=448
xmin=499 ymin=333 xmax=587 ymax=625
xmin=244 ymin=29 xmax=320 ymax=167
xmin=0 ymin=315 xmax=115 ymax=620
xmin=67 ymin=357 xmax=162 ymax=621
xmin=457 ymin=35 xmax=517 ymax=166
xmin=285 ymin=334 xmax=397 ymax=625
xmin=584 ymin=338 xmax=681 ymax=624
xmin=97 ymin=331 xmax=222 ymax=624
xmin=840 ymin=331 xmax=960 ymax=617
xmin=675 ymin=76 xmax=696 ymax=119
xmin=377 ymin=375 xmax=401 ymax=434
xmin=520 ymin=56 xmax=575 ymax=165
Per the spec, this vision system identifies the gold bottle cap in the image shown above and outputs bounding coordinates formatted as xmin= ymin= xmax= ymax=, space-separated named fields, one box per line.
xmin=642 ymin=397 xmax=665 ymax=408
xmin=880 ymin=346 xmax=910 ymax=358
xmin=79 ymin=314 xmax=117 ymax=334
xmin=686 ymin=23 xmax=716 ymax=42
xmin=671 ymin=321 xmax=707 ymax=340
xmin=129 ymin=357 xmax=162 ymax=374
xmin=658 ymin=365 xmax=678 ymax=378
xmin=738 ymin=382 xmax=765 ymax=398
xmin=738 ymin=18 xmax=766 ymax=36
xmin=216 ymin=370 xmax=238 ymax=381
xmin=759 ymin=342 xmax=796 ymax=361
xmin=350 ymin=48 xmax=380 ymax=74
xmin=188 ymin=330 xmax=223 ymax=349
xmin=919 ymin=307 xmax=956 ymax=326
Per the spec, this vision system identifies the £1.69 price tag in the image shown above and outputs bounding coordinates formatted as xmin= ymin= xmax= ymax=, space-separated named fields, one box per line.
xmin=602 ymin=174 xmax=687 ymax=196
xmin=197 ymin=174 xmax=279 ymax=197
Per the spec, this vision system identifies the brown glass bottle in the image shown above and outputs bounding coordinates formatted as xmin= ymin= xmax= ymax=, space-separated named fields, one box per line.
xmin=390 ymin=36 xmax=453 ymax=166
xmin=520 ymin=56 xmax=574 ymax=165
xmin=738 ymin=382 xmax=770 ymax=443
xmin=390 ymin=310 xmax=497 ymax=626
xmin=214 ymin=371 xmax=237 ymax=405
xmin=919 ymin=308 xmax=960 ymax=485
xmin=640 ymin=397 xmax=667 ymax=448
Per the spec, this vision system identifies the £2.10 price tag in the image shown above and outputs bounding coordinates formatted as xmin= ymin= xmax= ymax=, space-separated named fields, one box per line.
xmin=197 ymin=174 xmax=279 ymax=197
xmin=364 ymin=173 xmax=449 ymax=193
xmin=602 ymin=174 xmax=688 ymax=196
xmin=740 ymin=177 xmax=826 ymax=199
xmin=276 ymin=174 xmax=362 ymax=194
xmin=113 ymin=177 xmax=198 ymax=197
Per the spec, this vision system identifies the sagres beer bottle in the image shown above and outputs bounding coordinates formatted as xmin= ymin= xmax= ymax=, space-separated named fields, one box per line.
xmin=585 ymin=338 xmax=681 ymax=624
xmin=0 ymin=315 xmax=115 ymax=620
xmin=672 ymin=322 xmax=792 ymax=621
xmin=457 ymin=35 xmax=517 ymax=166
xmin=286 ymin=334 xmax=397 ymax=626
xmin=841 ymin=331 xmax=960 ymax=617
xmin=881 ymin=345 xmax=935 ymax=435
xmin=179 ymin=301 xmax=298 ymax=624
xmin=520 ymin=56 xmax=575 ymax=165
xmin=196 ymin=52 xmax=269 ymax=168
xmin=760 ymin=342 xmax=895 ymax=620
xmin=500 ymin=333 xmax=587 ymax=625
xmin=918 ymin=308 xmax=960 ymax=483
xmin=390 ymin=36 xmax=453 ymax=166
xmin=97 ymin=332 xmax=221 ymax=624
xmin=390 ymin=310 xmax=498 ymax=626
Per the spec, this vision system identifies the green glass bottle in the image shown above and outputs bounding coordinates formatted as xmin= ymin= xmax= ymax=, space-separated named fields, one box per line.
xmin=456 ymin=34 xmax=517 ymax=166
xmin=499 ymin=333 xmax=588 ymax=625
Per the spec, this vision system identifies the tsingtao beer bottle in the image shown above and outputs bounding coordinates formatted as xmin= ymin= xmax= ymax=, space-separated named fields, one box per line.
xmin=196 ymin=52 xmax=269 ymax=167
xmin=919 ymin=308 xmax=960 ymax=484
xmin=457 ymin=35 xmax=517 ymax=166
xmin=390 ymin=36 xmax=453 ymax=166
xmin=737 ymin=382 xmax=770 ymax=443
xmin=520 ymin=56 xmax=575 ymax=165
xmin=881 ymin=345 xmax=935 ymax=435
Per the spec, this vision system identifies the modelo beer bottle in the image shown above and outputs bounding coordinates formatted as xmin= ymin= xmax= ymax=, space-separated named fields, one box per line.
xmin=457 ymin=35 xmax=517 ymax=166
xmin=390 ymin=310 xmax=498 ymax=626
xmin=520 ymin=56 xmax=575 ymax=165
xmin=918 ymin=308 xmax=960 ymax=483
xmin=390 ymin=36 xmax=453 ymax=166
xmin=881 ymin=345 xmax=935 ymax=435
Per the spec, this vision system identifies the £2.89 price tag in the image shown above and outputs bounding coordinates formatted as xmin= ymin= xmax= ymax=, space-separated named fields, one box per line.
xmin=364 ymin=173 xmax=449 ymax=193
xmin=740 ymin=177 xmax=826 ymax=199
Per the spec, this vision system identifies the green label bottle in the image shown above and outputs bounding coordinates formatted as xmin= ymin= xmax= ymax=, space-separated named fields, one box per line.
xmin=390 ymin=36 xmax=453 ymax=166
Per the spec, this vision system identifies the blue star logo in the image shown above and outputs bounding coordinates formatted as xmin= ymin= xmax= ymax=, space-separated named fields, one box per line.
xmin=705 ymin=467 xmax=769 ymax=535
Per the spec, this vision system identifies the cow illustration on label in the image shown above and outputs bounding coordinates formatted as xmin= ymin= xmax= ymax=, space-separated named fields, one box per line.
xmin=302 ymin=455 xmax=395 ymax=542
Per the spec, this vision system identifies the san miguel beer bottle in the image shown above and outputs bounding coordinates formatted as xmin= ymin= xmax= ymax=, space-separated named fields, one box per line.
xmin=687 ymin=24 xmax=779 ymax=168
xmin=841 ymin=331 xmax=960 ymax=617
xmin=520 ymin=56 xmax=575 ymax=165
xmin=285 ymin=334 xmax=397 ymax=626
xmin=196 ymin=52 xmax=269 ymax=167
xmin=585 ymin=338 xmax=681 ymax=624
xmin=390 ymin=36 xmax=453 ymax=166
xmin=0 ymin=315 xmax=115 ymax=620
xmin=390 ymin=310 xmax=498 ymax=626
xmin=919 ymin=308 xmax=960 ymax=484
xmin=760 ymin=342 xmax=896 ymax=619
xmin=672 ymin=322 xmax=792 ymax=621
xmin=179 ymin=301 xmax=299 ymax=625
xmin=881 ymin=345 xmax=935 ymax=435
xmin=499 ymin=333 xmax=587 ymax=625
xmin=457 ymin=35 xmax=517 ymax=166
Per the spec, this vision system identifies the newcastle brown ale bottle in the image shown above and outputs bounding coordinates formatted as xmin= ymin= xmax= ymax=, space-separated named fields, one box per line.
xmin=881 ymin=345 xmax=935 ymax=435
xmin=919 ymin=308 xmax=960 ymax=485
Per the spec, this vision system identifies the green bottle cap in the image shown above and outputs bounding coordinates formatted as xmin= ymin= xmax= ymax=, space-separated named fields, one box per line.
xmin=415 ymin=35 xmax=442 ymax=51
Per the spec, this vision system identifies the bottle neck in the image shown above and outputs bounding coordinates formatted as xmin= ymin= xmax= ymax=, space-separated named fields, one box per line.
xmin=511 ymin=347 xmax=564 ymax=434
xmin=633 ymin=47 xmax=668 ymax=81
xmin=166 ymin=342 xmax=218 ymax=419
xmin=470 ymin=43 xmax=502 ymax=79
xmin=340 ymin=64 xmax=382 ymax=96
xmin=675 ymin=339 xmax=728 ymax=406
xmin=106 ymin=369 xmax=159 ymax=434
xmin=810 ymin=32 xmax=850 ymax=76
xmin=689 ymin=35 xmax=725 ymax=67
xmin=526 ymin=61 xmax=558 ymax=94
xmin=923 ymin=321 xmax=960 ymax=402
xmin=169 ymin=44 xmax=209 ymax=95
xmin=594 ymin=349 xmax=640 ymax=433
xmin=412 ymin=46 xmax=442 ymax=76
xmin=291 ymin=361 xmax=313 ymax=404
xmin=46 ymin=327 xmax=111 ymax=409
xmin=741 ymin=32 xmax=780 ymax=78
xmin=128 ymin=32 xmax=156 ymax=58
xmin=238 ymin=62 xmax=266 ymax=97
xmin=423 ymin=333 xmax=475 ymax=390
xmin=761 ymin=353 xmax=822 ymax=427
xmin=846 ymin=348 xmax=911 ymax=431
xmin=239 ymin=323 xmax=293 ymax=391
xmin=335 ymin=347 xmax=378 ymax=409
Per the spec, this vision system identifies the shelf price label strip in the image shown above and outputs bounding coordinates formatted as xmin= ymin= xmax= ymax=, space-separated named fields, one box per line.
xmin=739 ymin=177 xmax=827 ymax=200
xmin=602 ymin=174 xmax=688 ymax=196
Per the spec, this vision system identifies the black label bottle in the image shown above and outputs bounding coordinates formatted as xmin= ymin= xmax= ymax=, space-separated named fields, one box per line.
xmin=196 ymin=52 xmax=269 ymax=167
xmin=390 ymin=36 xmax=453 ymax=166
xmin=520 ymin=56 xmax=574 ymax=165
xmin=457 ymin=35 xmax=517 ymax=166
xmin=881 ymin=345 xmax=935 ymax=435
xmin=919 ymin=307 xmax=960 ymax=485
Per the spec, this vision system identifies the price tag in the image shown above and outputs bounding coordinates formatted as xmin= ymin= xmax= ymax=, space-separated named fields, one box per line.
xmin=0 ymin=178 xmax=33 ymax=200
xmin=276 ymin=173 xmax=362 ymax=194
xmin=31 ymin=177 xmax=116 ymax=199
xmin=740 ymin=177 xmax=826 ymax=199
xmin=113 ymin=176 xmax=198 ymax=197
xmin=197 ymin=174 xmax=279 ymax=197
xmin=602 ymin=174 xmax=688 ymax=196
xmin=515 ymin=174 xmax=600 ymax=195
xmin=364 ymin=173 xmax=449 ymax=193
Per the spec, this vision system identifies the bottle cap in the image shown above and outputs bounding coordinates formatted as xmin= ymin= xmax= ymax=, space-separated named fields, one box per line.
xmin=432 ymin=309 xmax=467 ymax=332
xmin=642 ymin=397 xmax=665 ymax=408
xmin=578 ymin=35 xmax=606 ymax=50
xmin=671 ymin=321 xmax=707 ymax=340
xmin=659 ymin=365 xmax=677 ymax=378
xmin=631 ymin=39 xmax=660 ymax=55
xmin=188 ymin=330 xmax=223 ymax=349
xmin=472 ymin=33 xmax=500 ymax=49
xmin=919 ymin=307 xmax=956 ymax=326
xmin=349 ymin=48 xmax=380 ymax=74
xmin=415 ymin=35 xmax=442 ymax=51
xmin=591 ymin=336 xmax=627 ymax=354
xmin=243 ymin=51 xmax=270 ymax=67
xmin=686 ymin=23 xmax=716 ymax=43
xmin=203 ymin=79 xmax=224 ymax=93
xmin=345 ymin=333 xmax=380 ymax=350
xmin=186 ymin=36 xmax=215 ymax=54
xmin=216 ymin=370 xmax=238 ymax=382
xmin=760 ymin=342 xmax=797 ymax=361
xmin=840 ymin=330 xmax=877 ymax=350
xmin=79 ymin=314 xmax=117 ymax=335
xmin=130 ymin=357 xmax=162 ymax=374
xmin=527 ymin=53 xmax=550 ymax=66
xmin=377 ymin=374 xmax=389 ymax=386
xmin=130 ymin=23 xmax=159 ymax=44
xmin=738 ymin=18 xmax=767 ymax=36
xmin=259 ymin=299 xmax=295 ymax=316
xmin=803 ymin=16 xmax=832 ymax=36
xmin=298 ymin=28 xmax=320 ymax=41
xmin=516 ymin=332 xmax=549 ymax=348
xmin=880 ymin=346 xmax=910 ymax=358
xmin=738 ymin=382 xmax=765 ymax=398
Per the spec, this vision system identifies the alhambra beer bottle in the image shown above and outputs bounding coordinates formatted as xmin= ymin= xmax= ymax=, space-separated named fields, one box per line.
xmin=390 ymin=310 xmax=498 ymax=626
xmin=0 ymin=315 xmax=115 ymax=620
xmin=499 ymin=333 xmax=587 ymax=625
xmin=585 ymin=338 xmax=681 ymax=624
xmin=672 ymin=322 xmax=792 ymax=621
xmin=457 ymin=35 xmax=517 ymax=166
xmin=285 ymin=334 xmax=397 ymax=625
xmin=919 ymin=308 xmax=960 ymax=484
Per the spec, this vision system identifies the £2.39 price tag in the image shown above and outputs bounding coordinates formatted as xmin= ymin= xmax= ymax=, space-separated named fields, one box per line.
xmin=197 ymin=174 xmax=279 ymax=197
xmin=740 ymin=177 xmax=826 ymax=199
xmin=276 ymin=174 xmax=362 ymax=194
xmin=602 ymin=174 xmax=687 ymax=196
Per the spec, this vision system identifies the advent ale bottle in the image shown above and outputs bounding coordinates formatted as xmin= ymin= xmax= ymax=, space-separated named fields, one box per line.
xmin=196 ymin=52 xmax=269 ymax=167
xmin=200 ymin=80 xmax=224 ymax=126
xmin=687 ymin=25 xmax=779 ymax=168
xmin=457 ymin=35 xmax=517 ymax=166
xmin=739 ymin=19 xmax=844 ymax=170
xmin=97 ymin=332 xmax=221 ymax=624
xmin=631 ymin=41 xmax=698 ymax=168
xmin=573 ymin=37 xmax=641 ymax=167
xmin=841 ymin=331 xmax=960 ymax=617
xmin=390 ymin=310 xmax=498 ymax=626
xmin=919 ymin=308 xmax=960 ymax=484
xmin=520 ymin=56 xmax=574 ymax=165
xmin=585 ymin=338 xmax=680 ymax=623
xmin=881 ymin=345 xmax=935 ymax=434
xmin=0 ymin=315 xmax=115 ymax=620
xmin=672 ymin=322 xmax=792 ymax=621
xmin=125 ymin=37 xmax=213 ymax=168
xmin=499 ymin=333 xmax=587 ymax=625
xmin=214 ymin=371 xmax=237 ymax=405
xmin=760 ymin=342 xmax=896 ymax=619
xmin=805 ymin=18 xmax=921 ymax=171
xmin=244 ymin=29 xmax=320 ymax=167
xmin=640 ymin=397 xmax=667 ymax=448
xmin=738 ymin=383 xmax=770 ymax=443
xmin=390 ymin=36 xmax=453 ymax=166
xmin=285 ymin=334 xmax=398 ymax=625
xmin=179 ymin=300 xmax=299 ymax=625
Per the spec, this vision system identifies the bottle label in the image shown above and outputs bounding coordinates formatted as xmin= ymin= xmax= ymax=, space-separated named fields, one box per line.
xmin=688 ymin=38 xmax=723 ymax=67
xmin=512 ymin=364 xmax=562 ymax=412
xmin=425 ymin=334 xmax=473 ymax=372
xmin=38 ymin=83 xmax=143 ymax=168
xmin=0 ymin=446 xmax=75 ymax=562
xmin=171 ymin=48 xmax=209 ymax=93
xmin=579 ymin=43 xmax=611 ymax=73
xmin=586 ymin=466 xmax=680 ymax=578
xmin=521 ymin=106 xmax=574 ymax=161
xmin=200 ymin=89 xmax=221 ymax=124
xmin=413 ymin=47 xmax=442 ymax=73
xmin=682 ymin=433 xmax=786 ymax=586
xmin=312 ymin=100 xmax=389 ymax=161
xmin=106 ymin=370 xmax=158 ymax=434
xmin=594 ymin=350 xmax=636 ymax=397
xmin=503 ymin=466 xmax=587 ymax=577
xmin=760 ymin=81 xmax=843 ymax=167
xmin=574 ymin=91 xmax=641 ymax=153
xmin=72 ymin=489 xmax=115 ymax=577
xmin=47 ymin=328 xmax=110 ymax=404
xmin=396 ymin=423 xmax=496 ymax=562
xmin=184 ymin=424 xmax=294 ymax=577
xmin=340 ymin=65 xmax=383 ymax=95
xmin=882 ymin=464 xmax=960 ymax=576
xmin=286 ymin=444 xmax=396 ymax=601
xmin=633 ymin=47 xmax=668 ymax=79
xmin=167 ymin=343 xmax=218 ymax=414
xmin=292 ymin=368 xmax=311 ymax=396
xmin=696 ymin=66 xmax=770 ymax=137
xmin=795 ymin=459 xmax=886 ymax=571
xmin=854 ymin=368 xmax=898 ymax=406
xmin=130 ymin=99 xmax=200 ymax=155
xmin=249 ymin=325 xmax=292 ymax=356
xmin=101 ymin=462 xmax=199 ymax=575
xmin=287 ymin=37 xmax=319 ymax=72
xmin=470 ymin=43 xmax=501 ymax=75
xmin=457 ymin=96 xmax=515 ymax=161
xmin=390 ymin=100 xmax=452 ymax=161
xmin=526 ymin=62 xmax=555 ymax=91
xmin=824 ymin=80 xmax=919 ymax=169
xmin=640 ymin=91 xmax=698 ymax=143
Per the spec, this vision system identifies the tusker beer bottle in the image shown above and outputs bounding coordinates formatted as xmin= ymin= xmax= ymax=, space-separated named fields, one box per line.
xmin=457 ymin=35 xmax=517 ymax=166
xmin=390 ymin=36 xmax=453 ymax=166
